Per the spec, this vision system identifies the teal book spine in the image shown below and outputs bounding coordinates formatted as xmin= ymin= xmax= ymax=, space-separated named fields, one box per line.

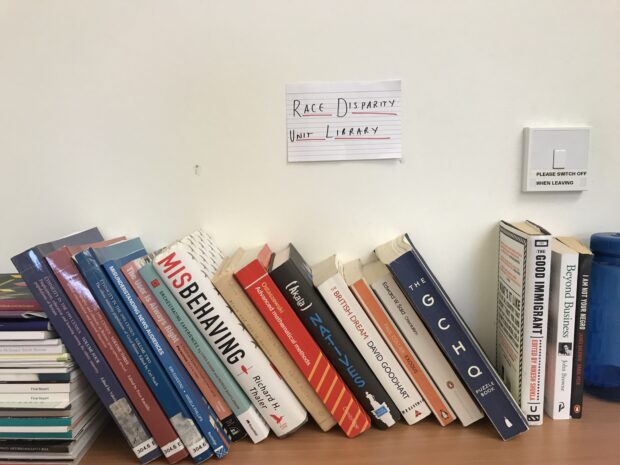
xmin=139 ymin=262 xmax=260 ymax=441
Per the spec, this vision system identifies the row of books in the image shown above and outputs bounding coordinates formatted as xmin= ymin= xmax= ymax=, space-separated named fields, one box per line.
xmin=0 ymin=274 xmax=105 ymax=465
xmin=496 ymin=221 xmax=593 ymax=424
xmin=10 ymin=227 xmax=534 ymax=463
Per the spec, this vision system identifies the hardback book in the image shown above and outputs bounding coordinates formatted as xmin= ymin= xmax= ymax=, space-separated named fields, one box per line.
xmin=375 ymin=233 xmax=529 ymax=440
xmin=47 ymin=241 xmax=189 ymax=464
xmin=312 ymin=255 xmax=429 ymax=425
xmin=73 ymin=246 xmax=214 ymax=463
xmin=0 ymin=274 xmax=42 ymax=311
xmin=345 ymin=259 xmax=454 ymax=426
xmin=269 ymin=244 xmax=400 ymax=429
xmin=138 ymin=259 xmax=262 ymax=443
xmin=234 ymin=245 xmax=371 ymax=438
xmin=0 ymin=331 xmax=57 ymax=340
xmin=362 ymin=259 xmax=483 ymax=426
xmin=0 ymin=320 xmax=52 ymax=331
xmin=91 ymin=239 xmax=230 ymax=458
xmin=557 ymin=236 xmax=593 ymax=419
xmin=11 ymin=228 xmax=162 ymax=464
xmin=497 ymin=220 xmax=551 ymax=425
xmin=152 ymin=231 xmax=304 ymax=440
xmin=213 ymin=248 xmax=338 ymax=433
xmin=123 ymin=257 xmax=246 ymax=442
xmin=544 ymin=238 xmax=578 ymax=420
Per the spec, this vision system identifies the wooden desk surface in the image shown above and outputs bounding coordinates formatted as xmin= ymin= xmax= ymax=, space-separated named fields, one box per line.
xmin=82 ymin=395 xmax=618 ymax=465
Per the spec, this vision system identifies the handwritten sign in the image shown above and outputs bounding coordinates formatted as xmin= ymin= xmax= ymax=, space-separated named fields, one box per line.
xmin=286 ymin=80 xmax=402 ymax=162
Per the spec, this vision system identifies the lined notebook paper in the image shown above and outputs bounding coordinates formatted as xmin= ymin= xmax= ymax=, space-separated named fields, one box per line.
xmin=286 ymin=80 xmax=402 ymax=162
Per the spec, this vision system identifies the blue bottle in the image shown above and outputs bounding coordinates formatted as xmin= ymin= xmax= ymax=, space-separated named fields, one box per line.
xmin=585 ymin=232 xmax=620 ymax=401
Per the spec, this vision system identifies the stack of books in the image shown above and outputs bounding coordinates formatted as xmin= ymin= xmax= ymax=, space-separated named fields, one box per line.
xmin=0 ymin=274 xmax=104 ymax=465
xmin=5 ymin=227 xmax=535 ymax=465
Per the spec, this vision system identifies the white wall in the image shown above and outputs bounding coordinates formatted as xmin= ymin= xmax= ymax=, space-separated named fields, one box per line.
xmin=1 ymin=1 xmax=619 ymax=358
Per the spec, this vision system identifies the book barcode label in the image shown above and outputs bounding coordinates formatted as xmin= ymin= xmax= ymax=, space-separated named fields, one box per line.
xmin=132 ymin=438 xmax=158 ymax=458
xmin=161 ymin=438 xmax=185 ymax=458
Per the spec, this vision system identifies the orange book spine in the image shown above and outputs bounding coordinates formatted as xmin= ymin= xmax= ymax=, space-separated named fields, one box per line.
xmin=351 ymin=279 xmax=456 ymax=426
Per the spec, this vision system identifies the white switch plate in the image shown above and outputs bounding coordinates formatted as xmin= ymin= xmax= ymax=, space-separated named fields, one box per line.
xmin=522 ymin=127 xmax=590 ymax=192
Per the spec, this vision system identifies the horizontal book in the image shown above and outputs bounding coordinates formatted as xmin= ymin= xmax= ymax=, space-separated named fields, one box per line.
xmin=0 ymin=320 xmax=52 ymax=331
xmin=0 ymin=310 xmax=47 ymax=320
xmin=375 ymin=233 xmax=529 ymax=440
xmin=0 ymin=274 xmax=42 ymax=311
xmin=0 ymin=344 xmax=67 ymax=355
xmin=0 ymin=331 xmax=57 ymax=340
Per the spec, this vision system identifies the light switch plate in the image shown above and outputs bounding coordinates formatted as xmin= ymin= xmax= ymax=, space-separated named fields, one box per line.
xmin=522 ymin=127 xmax=590 ymax=192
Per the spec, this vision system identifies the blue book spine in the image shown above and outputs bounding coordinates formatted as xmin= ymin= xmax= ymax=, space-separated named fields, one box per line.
xmin=0 ymin=320 xmax=52 ymax=331
xmin=11 ymin=250 xmax=161 ymax=464
xmin=73 ymin=249 xmax=213 ymax=463
xmin=385 ymin=235 xmax=529 ymax=440
xmin=105 ymin=255 xmax=230 ymax=458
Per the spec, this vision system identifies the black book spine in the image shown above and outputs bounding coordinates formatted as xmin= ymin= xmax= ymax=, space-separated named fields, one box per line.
xmin=570 ymin=252 xmax=593 ymax=419
xmin=269 ymin=247 xmax=401 ymax=429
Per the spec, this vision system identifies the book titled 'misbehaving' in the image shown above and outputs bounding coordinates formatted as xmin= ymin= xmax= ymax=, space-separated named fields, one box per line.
xmin=152 ymin=232 xmax=306 ymax=440
xmin=375 ymin=233 xmax=529 ymax=441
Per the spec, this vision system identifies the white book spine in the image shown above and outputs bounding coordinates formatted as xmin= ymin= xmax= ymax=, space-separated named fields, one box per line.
xmin=0 ymin=345 xmax=66 ymax=355
xmin=153 ymin=243 xmax=307 ymax=438
xmin=521 ymin=236 xmax=551 ymax=424
xmin=544 ymin=251 xmax=577 ymax=420
xmin=370 ymin=275 xmax=484 ymax=426
xmin=0 ymin=392 xmax=70 ymax=403
xmin=317 ymin=274 xmax=428 ymax=425
xmin=0 ymin=383 xmax=72 ymax=393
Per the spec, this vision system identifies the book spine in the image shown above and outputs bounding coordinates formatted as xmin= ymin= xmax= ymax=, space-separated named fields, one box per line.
xmin=269 ymin=260 xmax=400 ymax=429
xmin=370 ymin=275 xmax=483 ymax=426
xmin=544 ymin=252 xmax=578 ymax=420
xmin=11 ymin=250 xmax=161 ymax=464
xmin=139 ymin=263 xmax=257 ymax=443
xmin=522 ymin=236 xmax=551 ymax=425
xmin=0 ymin=302 xmax=42 ymax=311
xmin=570 ymin=252 xmax=592 ymax=418
xmin=105 ymin=259 xmax=230 ymax=458
xmin=316 ymin=275 xmax=428 ymax=425
xmin=0 ymin=345 xmax=65 ymax=355
xmin=0 ymin=383 xmax=72 ymax=394
xmin=123 ymin=261 xmax=245 ymax=442
xmin=153 ymin=245 xmax=303 ymax=439
xmin=350 ymin=279 xmax=452 ymax=426
xmin=73 ymin=250 xmax=212 ymax=463
xmin=46 ymin=251 xmax=188 ymax=464
xmin=212 ymin=269 xmax=337 ymax=433
xmin=0 ymin=392 xmax=72 ymax=403
xmin=236 ymin=261 xmax=370 ymax=438
xmin=0 ymin=321 xmax=52 ymax=331
xmin=386 ymin=240 xmax=529 ymax=440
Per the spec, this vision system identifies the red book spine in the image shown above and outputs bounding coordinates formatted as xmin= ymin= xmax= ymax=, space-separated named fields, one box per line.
xmin=0 ymin=301 xmax=42 ymax=311
xmin=234 ymin=247 xmax=370 ymax=438
xmin=46 ymin=248 xmax=188 ymax=464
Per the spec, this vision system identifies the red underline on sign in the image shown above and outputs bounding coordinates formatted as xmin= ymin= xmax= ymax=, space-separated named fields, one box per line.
xmin=334 ymin=137 xmax=391 ymax=140
xmin=303 ymin=114 xmax=333 ymax=117
xmin=297 ymin=138 xmax=326 ymax=141
xmin=351 ymin=111 xmax=398 ymax=116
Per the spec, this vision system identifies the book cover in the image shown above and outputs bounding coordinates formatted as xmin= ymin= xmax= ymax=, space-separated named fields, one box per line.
xmin=213 ymin=248 xmax=337 ymax=433
xmin=0 ymin=320 xmax=52 ymax=331
xmin=46 ymin=243 xmax=189 ymax=464
xmin=312 ymin=255 xmax=429 ymax=426
xmin=0 ymin=274 xmax=42 ymax=311
xmin=496 ymin=220 xmax=551 ymax=425
xmin=375 ymin=233 xmax=529 ymax=440
xmin=123 ymin=257 xmax=246 ymax=442
xmin=269 ymin=244 xmax=399 ymax=429
xmin=557 ymin=237 xmax=593 ymax=419
xmin=362 ymin=259 xmax=483 ymax=426
xmin=11 ymin=229 xmax=162 ymax=463
xmin=73 ymin=247 xmax=213 ymax=463
xmin=544 ymin=239 xmax=578 ymax=420
xmin=92 ymin=240 xmax=230 ymax=458
xmin=235 ymin=245 xmax=370 ymax=438
xmin=138 ymin=260 xmax=261 ymax=443
xmin=152 ymin=233 xmax=305 ymax=440
xmin=345 ymin=259 xmax=453 ymax=426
